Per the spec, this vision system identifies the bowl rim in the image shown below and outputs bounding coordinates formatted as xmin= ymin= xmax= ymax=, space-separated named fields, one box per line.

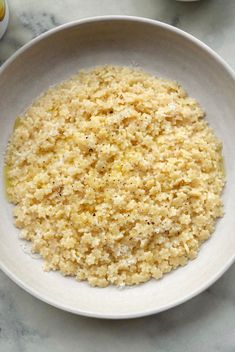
xmin=0 ymin=15 xmax=235 ymax=319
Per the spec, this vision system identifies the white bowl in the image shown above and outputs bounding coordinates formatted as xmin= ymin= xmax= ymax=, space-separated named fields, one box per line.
xmin=0 ymin=16 xmax=235 ymax=319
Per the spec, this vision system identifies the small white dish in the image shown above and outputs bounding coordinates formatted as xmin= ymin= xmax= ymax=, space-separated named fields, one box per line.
xmin=0 ymin=0 xmax=9 ymax=40
xmin=0 ymin=16 xmax=235 ymax=319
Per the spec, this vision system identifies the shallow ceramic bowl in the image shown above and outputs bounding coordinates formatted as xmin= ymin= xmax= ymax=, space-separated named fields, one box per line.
xmin=0 ymin=16 xmax=235 ymax=319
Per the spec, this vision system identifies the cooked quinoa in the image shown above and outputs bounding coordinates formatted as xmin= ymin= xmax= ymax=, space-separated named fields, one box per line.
xmin=5 ymin=66 xmax=225 ymax=287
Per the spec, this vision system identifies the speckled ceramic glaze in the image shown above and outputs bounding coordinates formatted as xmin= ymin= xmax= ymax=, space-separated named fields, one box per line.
xmin=0 ymin=16 xmax=235 ymax=319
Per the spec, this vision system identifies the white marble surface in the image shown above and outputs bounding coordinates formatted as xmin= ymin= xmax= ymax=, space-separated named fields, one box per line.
xmin=0 ymin=0 xmax=235 ymax=351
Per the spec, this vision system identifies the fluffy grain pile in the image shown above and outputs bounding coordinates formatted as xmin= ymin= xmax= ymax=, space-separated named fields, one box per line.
xmin=5 ymin=66 xmax=225 ymax=287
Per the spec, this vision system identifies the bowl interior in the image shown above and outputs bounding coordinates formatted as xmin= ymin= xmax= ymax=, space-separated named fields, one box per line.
xmin=0 ymin=17 xmax=235 ymax=318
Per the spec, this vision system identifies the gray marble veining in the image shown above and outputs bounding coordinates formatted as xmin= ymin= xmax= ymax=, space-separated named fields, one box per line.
xmin=0 ymin=0 xmax=235 ymax=351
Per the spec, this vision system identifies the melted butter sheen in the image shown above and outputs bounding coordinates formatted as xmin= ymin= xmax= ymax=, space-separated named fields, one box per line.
xmin=13 ymin=116 xmax=22 ymax=130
